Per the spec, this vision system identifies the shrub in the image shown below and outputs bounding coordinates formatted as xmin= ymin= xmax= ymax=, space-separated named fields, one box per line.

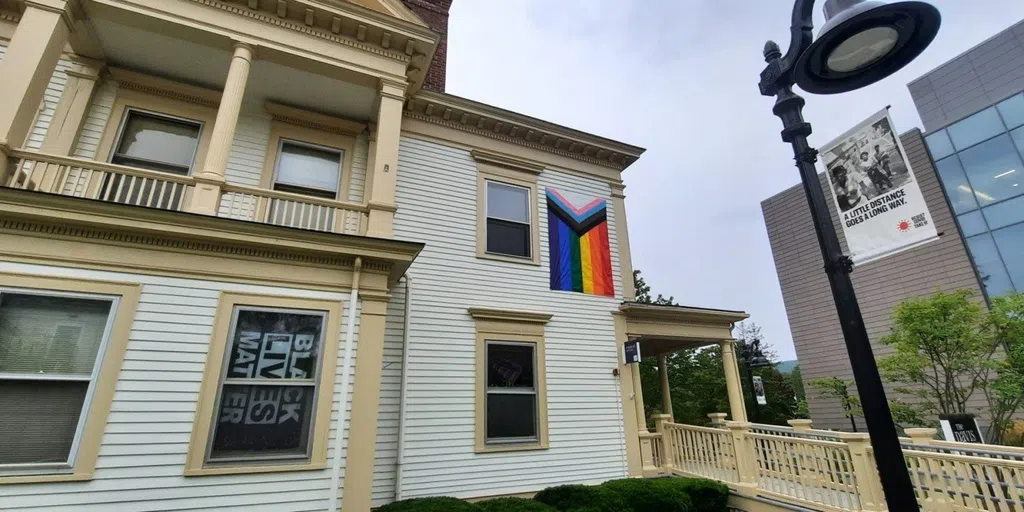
xmin=652 ymin=478 xmax=729 ymax=512
xmin=533 ymin=484 xmax=626 ymax=512
xmin=478 ymin=497 xmax=557 ymax=512
xmin=376 ymin=497 xmax=482 ymax=512
xmin=599 ymin=478 xmax=692 ymax=512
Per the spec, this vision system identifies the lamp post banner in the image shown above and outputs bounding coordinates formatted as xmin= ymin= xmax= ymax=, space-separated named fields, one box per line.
xmin=820 ymin=108 xmax=938 ymax=264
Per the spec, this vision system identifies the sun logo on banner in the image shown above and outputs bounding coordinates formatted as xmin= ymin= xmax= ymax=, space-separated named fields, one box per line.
xmin=898 ymin=220 xmax=911 ymax=232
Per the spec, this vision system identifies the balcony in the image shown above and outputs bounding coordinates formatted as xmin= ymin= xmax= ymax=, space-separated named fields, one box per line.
xmin=3 ymin=149 xmax=369 ymax=235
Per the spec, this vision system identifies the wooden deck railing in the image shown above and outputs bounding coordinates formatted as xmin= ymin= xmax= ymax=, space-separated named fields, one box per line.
xmin=2 ymin=149 xmax=368 ymax=235
xmin=648 ymin=417 xmax=1024 ymax=511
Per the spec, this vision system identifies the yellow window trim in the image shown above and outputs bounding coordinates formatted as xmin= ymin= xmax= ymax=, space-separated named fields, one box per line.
xmin=474 ymin=150 xmax=543 ymax=266
xmin=470 ymin=307 xmax=551 ymax=454
xmin=184 ymin=292 xmax=343 ymax=476
xmin=259 ymin=110 xmax=359 ymax=202
xmin=0 ymin=272 xmax=142 ymax=485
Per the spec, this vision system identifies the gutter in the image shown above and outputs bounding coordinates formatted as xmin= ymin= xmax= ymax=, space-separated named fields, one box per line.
xmin=394 ymin=274 xmax=413 ymax=501
xmin=328 ymin=257 xmax=362 ymax=512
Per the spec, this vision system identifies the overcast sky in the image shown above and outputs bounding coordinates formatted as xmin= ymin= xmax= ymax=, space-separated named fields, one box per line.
xmin=444 ymin=1 xmax=1024 ymax=361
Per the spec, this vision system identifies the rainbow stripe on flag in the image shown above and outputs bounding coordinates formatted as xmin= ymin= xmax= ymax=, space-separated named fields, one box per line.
xmin=547 ymin=188 xmax=614 ymax=296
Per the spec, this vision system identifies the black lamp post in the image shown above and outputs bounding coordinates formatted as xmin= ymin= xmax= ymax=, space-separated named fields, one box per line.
xmin=740 ymin=337 xmax=772 ymax=423
xmin=757 ymin=0 xmax=939 ymax=509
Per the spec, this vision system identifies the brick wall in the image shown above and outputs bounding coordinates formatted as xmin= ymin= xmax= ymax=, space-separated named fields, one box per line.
xmin=401 ymin=0 xmax=452 ymax=92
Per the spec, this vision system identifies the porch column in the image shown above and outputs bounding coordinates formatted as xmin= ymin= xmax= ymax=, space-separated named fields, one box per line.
xmin=631 ymin=360 xmax=648 ymax=433
xmin=365 ymin=78 xmax=406 ymax=238
xmin=341 ymin=293 xmax=390 ymax=512
xmin=40 ymin=57 xmax=104 ymax=155
xmin=0 ymin=0 xmax=72 ymax=175
xmin=719 ymin=339 xmax=748 ymax=423
xmin=658 ymin=354 xmax=673 ymax=421
xmin=613 ymin=313 xmax=642 ymax=477
xmin=188 ymin=41 xmax=254 ymax=216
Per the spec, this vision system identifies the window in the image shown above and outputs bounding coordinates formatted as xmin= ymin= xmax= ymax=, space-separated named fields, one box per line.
xmin=925 ymin=129 xmax=956 ymax=161
xmin=470 ymin=307 xmax=550 ymax=453
xmin=983 ymin=195 xmax=1024 ymax=231
xmin=957 ymin=210 xmax=989 ymax=238
xmin=473 ymin=150 xmax=542 ymax=265
xmin=0 ymin=276 xmax=139 ymax=484
xmin=935 ymin=156 xmax=979 ymax=214
xmin=111 ymin=109 xmax=202 ymax=175
xmin=186 ymin=293 xmax=341 ymax=476
xmin=486 ymin=181 xmax=531 ymax=258
xmin=998 ymin=93 xmax=1024 ymax=131
xmin=272 ymin=140 xmax=343 ymax=200
xmin=966 ymin=233 xmax=1015 ymax=297
xmin=993 ymin=223 xmax=1024 ymax=292
xmin=948 ymin=107 xmax=1006 ymax=151
xmin=958 ymin=135 xmax=1024 ymax=207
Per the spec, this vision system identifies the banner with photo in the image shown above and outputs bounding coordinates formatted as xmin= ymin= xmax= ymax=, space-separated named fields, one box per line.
xmin=820 ymin=108 xmax=939 ymax=264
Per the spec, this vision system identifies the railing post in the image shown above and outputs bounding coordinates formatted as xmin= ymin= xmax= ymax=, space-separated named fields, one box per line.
xmin=708 ymin=413 xmax=728 ymax=428
xmin=903 ymin=428 xmax=953 ymax=512
xmin=905 ymin=428 xmax=937 ymax=446
xmin=788 ymin=419 xmax=813 ymax=433
xmin=839 ymin=433 xmax=886 ymax=512
xmin=726 ymin=421 xmax=759 ymax=497
xmin=653 ymin=414 xmax=674 ymax=473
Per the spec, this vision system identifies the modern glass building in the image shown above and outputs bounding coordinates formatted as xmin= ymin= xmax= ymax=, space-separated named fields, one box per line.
xmin=926 ymin=93 xmax=1024 ymax=297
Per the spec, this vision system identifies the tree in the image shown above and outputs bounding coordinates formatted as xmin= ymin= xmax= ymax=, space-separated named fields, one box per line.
xmin=633 ymin=270 xmax=675 ymax=306
xmin=983 ymin=294 xmax=1024 ymax=444
xmin=789 ymin=365 xmax=810 ymax=419
xmin=808 ymin=377 xmax=862 ymax=431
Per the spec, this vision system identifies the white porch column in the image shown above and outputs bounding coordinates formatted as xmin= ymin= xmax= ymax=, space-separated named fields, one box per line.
xmin=720 ymin=339 xmax=748 ymax=423
xmin=658 ymin=354 xmax=673 ymax=422
xmin=365 ymin=78 xmax=406 ymax=237
xmin=188 ymin=41 xmax=254 ymax=215
xmin=631 ymin=361 xmax=648 ymax=433
xmin=40 ymin=57 xmax=104 ymax=155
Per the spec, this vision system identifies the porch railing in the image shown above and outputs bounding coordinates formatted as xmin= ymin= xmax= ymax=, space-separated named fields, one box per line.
xmin=648 ymin=416 xmax=1024 ymax=511
xmin=3 ymin=149 xmax=367 ymax=235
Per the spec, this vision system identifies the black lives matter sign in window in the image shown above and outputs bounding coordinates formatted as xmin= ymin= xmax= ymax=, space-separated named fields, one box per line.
xmin=211 ymin=309 xmax=324 ymax=460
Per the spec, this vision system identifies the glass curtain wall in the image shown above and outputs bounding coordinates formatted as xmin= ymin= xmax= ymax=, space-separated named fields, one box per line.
xmin=927 ymin=92 xmax=1024 ymax=297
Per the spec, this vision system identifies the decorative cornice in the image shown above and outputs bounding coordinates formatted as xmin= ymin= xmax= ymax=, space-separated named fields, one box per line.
xmin=109 ymin=67 xmax=221 ymax=109
xmin=471 ymin=149 xmax=544 ymax=175
xmin=265 ymin=101 xmax=365 ymax=137
xmin=0 ymin=12 xmax=21 ymax=25
xmin=467 ymin=307 xmax=552 ymax=325
xmin=190 ymin=0 xmax=412 ymax=63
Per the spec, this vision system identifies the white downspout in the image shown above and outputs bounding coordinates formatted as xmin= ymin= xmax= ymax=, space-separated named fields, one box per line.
xmin=394 ymin=274 xmax=413 ymax=502
xmin=329 ymin=257 xmax=362 ymax=512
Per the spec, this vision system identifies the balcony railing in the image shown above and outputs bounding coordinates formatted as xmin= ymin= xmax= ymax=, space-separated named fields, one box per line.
xmin=3 ymin=149 xmax=367 ymax=236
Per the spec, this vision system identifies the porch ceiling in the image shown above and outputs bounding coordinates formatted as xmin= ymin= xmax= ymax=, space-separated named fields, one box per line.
xmin=619 ymin=302 xmax=749 ymax=357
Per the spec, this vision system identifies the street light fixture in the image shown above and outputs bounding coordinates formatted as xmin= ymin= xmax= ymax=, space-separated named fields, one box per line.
xmin=758 ymin=0 xmax=940 ymax=509
xmin=740 ymin=338 xmax=772 ymax=423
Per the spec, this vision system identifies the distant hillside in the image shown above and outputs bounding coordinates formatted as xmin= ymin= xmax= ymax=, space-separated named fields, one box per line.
xmin=775 ymin=360 xmax=798 ymax=374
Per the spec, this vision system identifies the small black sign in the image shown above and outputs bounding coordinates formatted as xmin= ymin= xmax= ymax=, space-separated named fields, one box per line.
xmin=940 ymin=414 xmax=984 ymax=444
xmin=624 ymin=341 xmax=641 ymax=364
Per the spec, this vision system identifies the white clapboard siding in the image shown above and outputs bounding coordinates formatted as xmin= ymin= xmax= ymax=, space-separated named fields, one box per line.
xmin=371 ymin=281 xmax=406 ymax=506
xmin=25 ymin=57 xmax=72 ymax=150
xmin=224 ymin=104 xmax=271 ymax=187
xmin=0 ymin=261 xmax=360 ymax=512
xmin=348 ymin=132 xmax=368 ymax=204
xmin=383 ymin=135 xmax=629 ymax=502
xmin=72 ymin=78 xmax=117 ymax=160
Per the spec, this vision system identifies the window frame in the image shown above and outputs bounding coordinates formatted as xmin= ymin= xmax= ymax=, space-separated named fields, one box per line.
xmin=109 ymin=107 xmax=204 ymax=176
xmin=271 ymin=137 xmax=346 ymax=200
xmin=470 ymin=307 xmax=551 ymax=453
xmin=260 ymin=119 xmax=356 ymax=203
xmin=185 ymin=292 xmax=342 ymax=476
xmin=0 ymin=274 xmax=141 ymax=485
xmin=484 ymin=180 xmax=533 ymax=259
xmin=484 ymin=340 xmax=540 ymax=445
xmin=474 ymin=150 xmax=543 ymax=265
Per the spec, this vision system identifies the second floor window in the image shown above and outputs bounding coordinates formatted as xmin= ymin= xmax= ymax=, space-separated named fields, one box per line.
xmin=111 ymin=109 xmax=202 ymax=175
xmin=486 ymin=180 xmax=531 ymax=258
xmin=272 ymin=140 xmax=343 ymax=200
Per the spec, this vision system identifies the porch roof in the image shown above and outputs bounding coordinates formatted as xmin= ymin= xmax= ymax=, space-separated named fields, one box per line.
xmin=619 ymin=302 xmax=749 ymax=356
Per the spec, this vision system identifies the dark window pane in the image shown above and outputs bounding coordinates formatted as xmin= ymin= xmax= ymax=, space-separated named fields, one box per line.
xmin=228 ymin=309 xmax=324 ymax=380
xmin=486 ymin=393 xmax=536 ymax=441
xmin=925 ymin=130 xmax=955 ymax=160
xmin=486 ymin=218 xmax=530 ymax=258
xmin=992 ymin=223 xmax=1024 ymax=292
xmin=948 ymin=107 xmax=1005 ymax=151
xmin=958 ymin=211 xmax=988 ymax=238
xmin=966 ymin=234 xmax=1015 ymax=296
xmin=210 ymin=384 xmax=314 ymax=459
xmin=0 ymin=380 xmax=87 ymax=464
xmin=114 ymin=111 xmax=200 ymax=170
xmin=998 ymin=93 xmax=1024 ymax=130
xmin=982 ymin=195 xmax=1024 ymax=231
xmin=935 ymin=156 xmax=979 ymax=214
xmin=959 ymin=135 xmax=1024 ymax=206
xmin=487 ymin=343 xmax=534 ymax=389
xmin=0 ymin=294 xmax=111 ymax=375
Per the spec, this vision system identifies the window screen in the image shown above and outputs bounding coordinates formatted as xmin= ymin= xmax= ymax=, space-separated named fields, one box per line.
xmin=0 ymin=292 xmax=115 ymax=467
xmin=208 ymin=307 xmax=326 ymax=462
xmin=111 ymin=110 xmax=201 ymax=175
xmin=485 ymin=342 xmax=537 ymax=443
xmin=486 ymin=181 xmax=531 ymax=258
xmin=273 ymin=141 xmax=343 ymax=199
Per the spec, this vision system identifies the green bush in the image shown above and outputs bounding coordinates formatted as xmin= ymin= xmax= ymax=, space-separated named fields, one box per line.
xmin=478 ymin=497 xmax=557 ymax=512
xmin=533 ymin=485 xmax=626 ymax=512
xmin=376 ymin=497 xmax=482 ymax=512
xmin=655 ymin=479 xmax=729 ymax=512
xmin=599 ymin=478 xmax=692 ymax=512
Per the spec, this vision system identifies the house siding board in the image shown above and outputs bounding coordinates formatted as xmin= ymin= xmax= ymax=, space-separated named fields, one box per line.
xmin=389 ymin=134 xmax=628 ymax=501
xmin=371 ymin=282 xmax=406 ymax=506
xmin=24 ymin=57 xmax=71 ymax=150
xmin=761 ymin=130 xmax=986 ymax=431
xmin=72 ymin=78 xmax=117 ymax=160
xmin=0 ymin=261 xmax=359 ymax=511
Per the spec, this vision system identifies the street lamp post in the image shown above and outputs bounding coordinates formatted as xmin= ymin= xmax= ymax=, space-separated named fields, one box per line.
xmin=740 ymin=338 xmax=772 ymax=423
xmin=757 ymin=0 xmax=939 ymax=509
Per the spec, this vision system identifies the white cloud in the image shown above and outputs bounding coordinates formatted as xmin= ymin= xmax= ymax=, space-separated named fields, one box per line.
xmin=445 ymin=1 xmax=1024 ymax=360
